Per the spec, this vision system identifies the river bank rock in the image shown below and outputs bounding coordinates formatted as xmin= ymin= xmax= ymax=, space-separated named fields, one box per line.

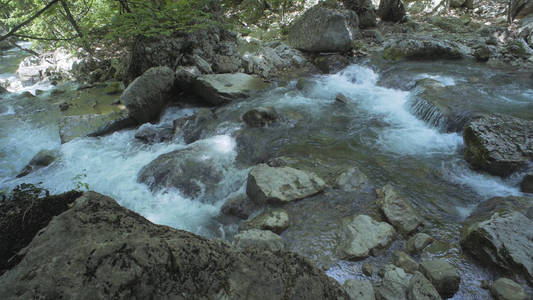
xmin=463 ymin=114 xmax=533 ymax=177
xmin=490 ymin=278 xmax=526 ymax=300
xmin=460 ymin=196 xmax=533 ymax=283
xmin=120 ymin=66 xmax=176 ymax=124
xmin=0 ymin=192 xmax=349 ymax=299
xmin=408 ymin=272 xmax=442 ymax=300
xmin=193 ymin=73 xmax=269 ymax=105
xmin=240 ymin=209 xmax=290 ymax=234
xmin=419 ymin=259 xmax=460 ymax=298
xmin=376 ymin=184 xmax=421 ymax=235
xmin=137 ymin=146 xmax=223 ymax=202
xmin=288 ymin=5 xmax=359 ymax=52
xmin=246 ymin=164 xmax=326 ymax=203
xmin=16 ymin=149 xmax=58 ymax=178
xmin=232 ymin=229 xmax=285 ymax=252
xmin=343 ymin=279 xmax=376 ymax=300
xmin=339 ymin=215 xmax=396 ymax=259
xmin=383 ymin=38 xmax=467 ymax=61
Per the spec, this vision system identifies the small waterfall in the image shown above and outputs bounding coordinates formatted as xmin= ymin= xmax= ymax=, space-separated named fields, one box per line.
xmin=408 ymin=95 xmax=448 ymax=130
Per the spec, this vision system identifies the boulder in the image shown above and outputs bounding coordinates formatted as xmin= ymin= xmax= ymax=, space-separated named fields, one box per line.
xmin=339 ymin=215 xmax=396 ymax=259
xmin=343 ymin=279 xmax=376 ymax=300
xmin=193 ymin=73 xmax=269 ymax=105
xmin=521 ymin=174 xmax=533 ymax=193
xmin=342 ymin=0 xmax=377 ymax=28
xmin=243 ymin=42 xmax=309 ymax=78
xmin=509 ymin=0 xmax=533 ymax=21
xmin=383 ymin=38 xmax=466 ymax=61
xmin=240 ymin=209 xmax=290 ymax=234
xmin=16 ymin=149 xmax=58 ymax=178
xmin=58 ymin=111 xmax=133 ymax=143
xmin=242 ymin=107 xmax=278 ymax=127
xmin=119 ymin=66 xmax=176 ymax=124
xmin=313 ymin=54 xmax=351 ymax=74
xmin=376 ymin=184 xmax=421 ymax=234
xmin=134 ymin=125 xmax=174 ymax=144
xmin=406 ymin=233 xmax=433 ymax=253
xmin=392 ymin=251 xmax=419 ymax=274
xmin=137 ymin=146 xmax=223 ymax=201
xmin=408 ymin=272 xmax=442 ymax=300
xmin=246 ymin=164 xmax=326 ymax=203
xmin=175 ymin=108 xmax=216 ymax=144
xmin=490 ymin=278 xmax=526 ymax=300
xmin=0 ymin=86 xmax=8 ymax=94
xmin=378 ymin=0 xmax=406 ymax=23
xmin=288 ymin=6 xmax=359 ymax=52
xmin=232 ymin=229 xmax=285 ymax=252
xmin=460 ymin=196 xmax=533 ymax=283
xmin=175 ymin=66 xmax=201 ymax=91
xmin=375 ymin=264 xmax=409 ymax=300
xmin=449 ymin=0 xmax=466 ymax=7
xmin=419 ymin=259 xmax=460 ymax=298
xmin=221 ymin=193 xmax=258 ymax=219
xmin=0 ymin=192 xmax=349 ymax=299
xmin=473 ymin=45 xmax=491 ymax=62
xmin=463 ymin=114 xmax=533 ymax=177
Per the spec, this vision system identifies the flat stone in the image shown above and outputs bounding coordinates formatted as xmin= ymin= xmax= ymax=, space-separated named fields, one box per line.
xmin=193 ymin=73 xmax=269 ymax=105
xmin=340 ymin=215 xmax=396 ymax=260
xmin=419 ymin=259 xmax=460 ymax=298
xmin=232 ymin=229 xmax=285 ymax=252
xmin=376 ymin=184 xmax=421 ymax=234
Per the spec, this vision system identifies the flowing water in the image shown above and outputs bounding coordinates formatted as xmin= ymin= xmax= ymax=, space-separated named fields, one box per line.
xmin=1 ymin=46 xmax=531 ymax=298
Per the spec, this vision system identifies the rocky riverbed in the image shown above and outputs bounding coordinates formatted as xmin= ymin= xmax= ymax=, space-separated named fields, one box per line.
xmin=1 ymin=0 xmax=533 ymax=299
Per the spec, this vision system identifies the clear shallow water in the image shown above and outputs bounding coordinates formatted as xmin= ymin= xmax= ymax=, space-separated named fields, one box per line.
xmin=1 ymin=47 xmax=531 ymax=297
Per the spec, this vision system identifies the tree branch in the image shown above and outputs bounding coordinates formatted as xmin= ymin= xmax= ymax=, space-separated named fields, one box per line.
xmin=0 ymin=0 xmax=61 ymax=42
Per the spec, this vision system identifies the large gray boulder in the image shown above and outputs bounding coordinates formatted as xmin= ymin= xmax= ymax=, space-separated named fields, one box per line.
xmin=246 ymin=164 xmax=326 ymax=203
xmin=463 ymin=114 xmax=533 ymax=177
xmin=0 ymin=192 xmax=349 ymax=299
xmin=383 ymin=38 xmax=467 ymax=61
xmin=120 ymin=66 xmax=176 ymax=124
xmin=288 ymin=6 xmax=359 ymax=52
xmin=419 ymin=259 xmax=460 ymax=298
xmin=342 ymin=0 xmax=377 ymax=28
xmin=376 ymin=184 xmax=421 ymax=235
xmin=193 ymin=73 xmax=269 ymax=105
xmin=490 ymin=278 xmax=526 ymax=300
xmin=460 ymin=196 xmax=533 ymax=284
xmin=16 ymin=149 xmax=58 ymax=178
xmin=137 ymin=146 xmax=224 ymax=201
xmin=378 ymin=0 xmax=406 ymax=22
xmin=339 ymin=215 xmax=396 ymax=259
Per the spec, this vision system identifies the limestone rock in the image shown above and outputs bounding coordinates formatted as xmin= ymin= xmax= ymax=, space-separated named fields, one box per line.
xmin=344 ymin=279 xmax=376 ymax=300
xmin=232 ymin=229 xmax=285 ymax=252
xmin=339 ymin=215 xmax=396 ymax=259
xmin=288 ymin=6 xmax=359 ymax=52
xmin=419 ymin=259 xmax=460 ymax=298
xmin=463 ymin=114 xmax=533 ymax=177
xmin=376 ymin=184 xmax=421 ymax=234
xmin=246 ymin=164 xmax=326 ymax=203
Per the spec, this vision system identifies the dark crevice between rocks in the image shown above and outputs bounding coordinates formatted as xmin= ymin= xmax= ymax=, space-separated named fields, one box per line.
xmin=0 ymin=185 xmax=82 ymax=276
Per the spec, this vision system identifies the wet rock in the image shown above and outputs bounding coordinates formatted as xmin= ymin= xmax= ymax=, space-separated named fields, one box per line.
xmin=509 ymin=0 xmax=533 ymax=21
xmin=336 ymin=166 xmax=371 ymax=191
xmin=342 ymin=0 xmax=377 ymax=28
xmin=339 ymin=215 xmax=396 ymax=259
xmin=460 ymin=197 xmax=533 ymax=283
xmin=0 ymin=188 xmax=82 ymax=275
xmin=474 ymin=45 xmax=491 ymax=62
xmin=242 ymin=107 xmax=278 ymax=128
xmin=137 ymin=146 xmax=223 ymax=201
xmin=221 ymin=193 xmax=257 ymax=219
xmin=375 ymin=264 xmax=409 ymax=300
xmin=335 ymin=93 xmax=350 ymax=105
xmin=288 ymin=5 xmax=359 ymax=52
xmin=176 ymin=108 xmax=215 ymax=144
xmin=240 ymin=209 xmax=290 ymax=234
xmin=376 ymin=184 xmax=421 ymax=234
xmin=383 ymin=38 xmax=466 ymax=61
xmin=235 ymin=128 xmax=288 ymax=165
xmin=175 ymin=66 xmax=200 ymax=91
xmin=246 ymin=164 xmax=326 ymax=204
xmin=392 ymin=251 xmax=419 ymax=274
xmin=490 ymin=278 xmax=526 ymax=300
xmin=58 ymin=101 xmax=70 ymax=111
xmin=58 ymin=111 xmax=133 ymax=143
xmin=243 ymin=42 xmax=309 ymax=78
xmin=120 ymin=66 xmax=176 ymax=124
xmin=378 ymin=0 xmax=406 ymax=23
xmin=449 ymin=0 xmax=465 ymax=7
xmin=408 ymin=272 xmax=442 ymax=300
xmin=407 ymin=233 xmax=433 ymax=253
xmin=313 ymin=54 xmax=351 ymax=74
xmin=463 ymin=114 xmax=533 ymax=177
xmin=104 ymin=81 xmax=125 ymax=95
xmin=0 ymin=192 xmax=348 ymax=299
xmin=232 ymin=229 xmax=285 ymax=252
xmin=363 ymin=262 xmax=374 ymax=276
xmin=343 ymin=279 xmax=376 ymax=300
xmin=419 ymin=259 xmax=460 ymax=298
xmin=0 ymin=86 xmax=8 ymax=94
xmin=188 ymin=54 xmax=212 ymax=74
xmin=134 ymin=125 xmax=174 ymax=144
xmin=16 ymin=150 xmax=58 ymax=178
xmin=193 ymin=73 xmax=269 ymax=105
xmin=520 ymin=174 xmax=533 ymax=193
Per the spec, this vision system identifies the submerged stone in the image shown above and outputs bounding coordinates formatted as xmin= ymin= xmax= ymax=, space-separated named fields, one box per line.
xmin=339 ymin=215 xmax=396 ymax=259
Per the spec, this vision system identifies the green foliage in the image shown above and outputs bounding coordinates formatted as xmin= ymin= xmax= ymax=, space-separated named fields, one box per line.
xmin=8 ymin=183 xmax=50 ymax=201
xmin=72 ymin=169 xmax=89 ymax=191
